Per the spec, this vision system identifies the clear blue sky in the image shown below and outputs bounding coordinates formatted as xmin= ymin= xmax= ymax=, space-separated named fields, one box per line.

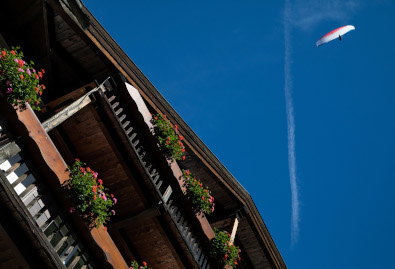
xmin=83 ymin=1 xmax=395 ymax=268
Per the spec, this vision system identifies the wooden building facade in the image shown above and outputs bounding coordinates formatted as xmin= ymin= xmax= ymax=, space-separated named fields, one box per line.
xmin=0 ymin=0 xmax=287 ymax=268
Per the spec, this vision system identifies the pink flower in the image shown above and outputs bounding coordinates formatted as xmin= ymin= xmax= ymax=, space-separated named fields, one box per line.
xmin=6 ymin=88 xmax=12 ymax=93
xmin=113 ymin=198 xmax=117 ymax=204
xmin=69 ymin=207 xmax=75 ymax=213
xmin=26 ymin=68 xmax=31 ymax=76
xmin=14 ymin=58 xmax=18 ymax=63
xmin=111 ymin=210 xmax=115 ymax=215
xmin=93 ymin=172 xmax=98 ymax=179
xmin=18 ymin=68 xmax=23 ymax=72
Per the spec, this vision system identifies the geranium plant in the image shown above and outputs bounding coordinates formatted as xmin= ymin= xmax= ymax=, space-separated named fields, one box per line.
xmin=210 ymin=228 xmax=241 ymax=268
xmin=130 ymin=261 xmax=150 ymax=269
xmin=0 ymin=47 xmax=45 ymax=110
xmin=151 ymin=113 xmax=185 ymax=161
xmin=65 ymin=159 xmax=117 ymax=228
xmin=183 ymin=169 xmax=214 ymax=214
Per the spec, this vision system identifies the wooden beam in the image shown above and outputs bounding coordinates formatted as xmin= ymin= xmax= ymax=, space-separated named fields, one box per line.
xmin=41 ymin=85 xmax=105 ymax=132
xmin=109 ymin=203 xmax=162 ymax=230
xmin=228 ymin=217 xmax=239 ymax=244
xmin=42 ymin=81 xmax=95 ymax=112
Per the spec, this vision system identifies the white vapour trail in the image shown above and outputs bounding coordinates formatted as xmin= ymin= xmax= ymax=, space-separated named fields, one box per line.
xmin=284 ymin=0 xmax=300 ymax=246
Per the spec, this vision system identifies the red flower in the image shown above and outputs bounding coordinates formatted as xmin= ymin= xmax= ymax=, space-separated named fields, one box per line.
xmin=42 ymin=68 xmax=45 ymax=73
xmin=142 ymin=261 xmax=147 ymax=266
xmin=75 ymin=158 xmax=80 ymax=162
xmin=182 ymin=156 xmax=186 ymax=160
xmin=38 ymin=71 xmax=42 ymax=78
xmin=10 ymin=50 xmax=15 ymax=55
xmin=98 ymin=179 xmax=103 ymax=185
xmin=179 ymin=135 xmax=184 ymax=140
xmin=20 ymin=75 xmax=24 ymax=79
xmin=18 ymin=59 xmax=24 ymax=67
xmin=94 ymin=194 xmax=97 ymax=200
xmin=1 ymin=51 xmax=6 ymax=56
xmin=103 ymin=226 xmax=107 ymax=231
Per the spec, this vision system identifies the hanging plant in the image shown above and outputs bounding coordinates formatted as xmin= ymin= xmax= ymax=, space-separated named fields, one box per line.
xmin=0 ymin=47 xmax=45 ymax=110
xmin=182 ymin=169 xmax=214 ymax=214
xmin=210 ymin=228 xmax=241 ymax=268
xmin=151 ymin=113 xmax=185 ymax=161
xmin=65 ymin=159 xmax=117 ymax=229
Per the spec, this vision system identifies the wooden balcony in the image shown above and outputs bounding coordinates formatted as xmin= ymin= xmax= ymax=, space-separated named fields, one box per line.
xmin=35 ymin=80 xmax=216 ymax=268
xmin=0 ymin=96 xmax=128 ymax=269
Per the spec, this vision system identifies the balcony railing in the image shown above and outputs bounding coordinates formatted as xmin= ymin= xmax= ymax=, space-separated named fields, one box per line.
xmin=102 ymin=90 xmax=212 ymax=269
xmin=0 ymin=123 xmax=95 ymax=269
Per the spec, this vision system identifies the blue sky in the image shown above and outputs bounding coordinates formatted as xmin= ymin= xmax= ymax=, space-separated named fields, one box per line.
xmin=83 ymin=1 xmax=395 ymax=268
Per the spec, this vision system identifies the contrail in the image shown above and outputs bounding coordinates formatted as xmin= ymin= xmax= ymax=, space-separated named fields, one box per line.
xmin=284 ymin=0 xmax=300 ymax=246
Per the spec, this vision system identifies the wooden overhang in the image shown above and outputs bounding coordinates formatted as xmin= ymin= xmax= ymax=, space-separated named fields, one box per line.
xmin=0 ymin=0 xmax=286 ymax=268
xmin=45 ymin=85 xmax=208 ymax=268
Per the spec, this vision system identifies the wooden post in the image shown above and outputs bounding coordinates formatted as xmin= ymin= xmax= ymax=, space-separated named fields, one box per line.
xmin=228 ymin=215 xmax=240 ymax=244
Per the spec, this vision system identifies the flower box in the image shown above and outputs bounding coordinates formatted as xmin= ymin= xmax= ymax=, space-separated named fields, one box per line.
xmin=64 ymin=159 xmax=117 ymax=228
xmin=151 ymin=113 xmax=185 ymax=161
xmin=210 ymin=228 xmax=241 ymax=268
xmin=0 ymin=47 xmax=45 ymax=110
xmin=182 ymin=169 xmax=215 ymax=215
